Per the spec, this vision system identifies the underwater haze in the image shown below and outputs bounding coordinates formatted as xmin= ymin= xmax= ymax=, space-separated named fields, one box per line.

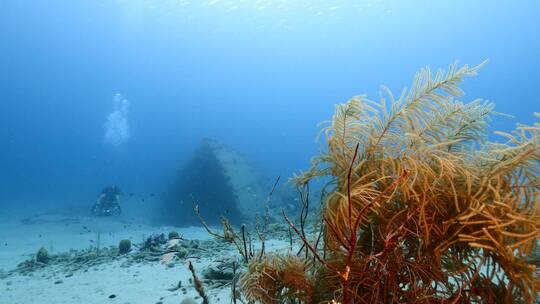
xmin=1 ymin=0 xmax=539 ymax=214
xmin=1 ymin=2 xmax=540 ymax=304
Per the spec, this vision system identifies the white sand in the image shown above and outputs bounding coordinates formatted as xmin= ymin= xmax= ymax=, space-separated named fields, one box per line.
xmin=2 ymin=258 xmax=231 ymax=304
xmin=0 ymin=212 xmax=239 ymax=304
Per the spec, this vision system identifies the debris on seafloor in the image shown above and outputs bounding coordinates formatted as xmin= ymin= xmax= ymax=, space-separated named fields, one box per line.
xmin=10 ymin=234 xmax=238 ymax=278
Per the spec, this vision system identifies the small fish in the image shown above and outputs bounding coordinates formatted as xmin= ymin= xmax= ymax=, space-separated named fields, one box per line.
xmin=129 ymin=193 xmax=135 ymax=197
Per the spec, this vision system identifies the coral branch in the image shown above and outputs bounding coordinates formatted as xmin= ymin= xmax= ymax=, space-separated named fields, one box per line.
xmin=282 ymin=209 xmax=339 ymax=274
xmin=234 ymin=62 xmax=540 ymax=303
xmin=188 ymin=261 xmax=209 ymax=304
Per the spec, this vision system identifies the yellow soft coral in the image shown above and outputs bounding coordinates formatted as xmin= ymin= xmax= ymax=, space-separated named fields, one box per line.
xmin=243 ymin=62 xmax=540 ymax=303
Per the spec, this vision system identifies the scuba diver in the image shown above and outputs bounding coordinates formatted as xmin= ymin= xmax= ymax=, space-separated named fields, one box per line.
xmin=91 ymin=185 xmax=122 ymax=216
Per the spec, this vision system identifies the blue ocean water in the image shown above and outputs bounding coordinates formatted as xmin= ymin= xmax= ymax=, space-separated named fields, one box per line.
xmin=1 ymin=0 xmax=539 ymax=214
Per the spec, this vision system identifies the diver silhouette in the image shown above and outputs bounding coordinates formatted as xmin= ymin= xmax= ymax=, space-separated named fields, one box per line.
xmin=91 ymin=185 xmax=122 ymax=216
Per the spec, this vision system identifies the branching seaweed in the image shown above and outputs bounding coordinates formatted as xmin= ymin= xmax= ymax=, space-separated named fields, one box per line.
xmin=188 ymin=261 xmax=210 ymax=304
xmin=193 ymin=176 xmax=282 ymax=265
xmin=241 ymin=62 xmax=540 ymax=303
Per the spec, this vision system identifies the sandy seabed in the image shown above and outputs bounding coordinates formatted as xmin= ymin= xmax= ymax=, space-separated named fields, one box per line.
xmin=0 ymin=211 xmax=288 ymax=304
